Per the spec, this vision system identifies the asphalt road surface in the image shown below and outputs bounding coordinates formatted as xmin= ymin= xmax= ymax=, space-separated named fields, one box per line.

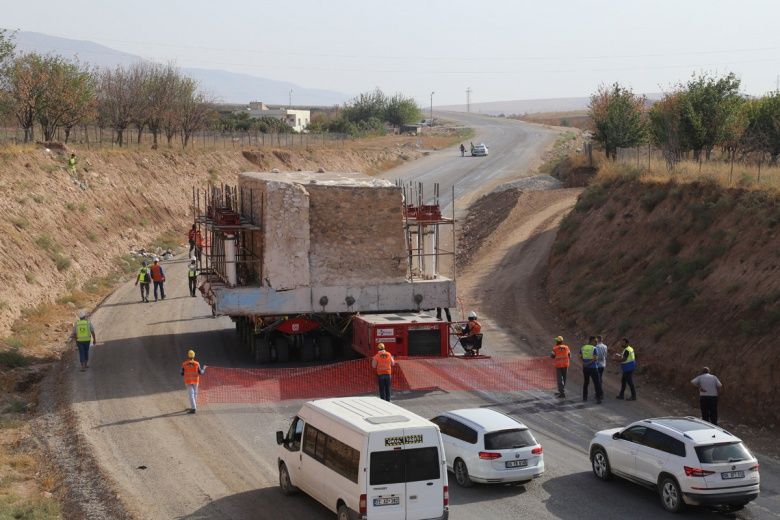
xmin=68 ymin=115 xmax=779 ymax=519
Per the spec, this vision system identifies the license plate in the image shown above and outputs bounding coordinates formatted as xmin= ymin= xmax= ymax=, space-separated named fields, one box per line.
xmin=505 ymin=459 xmax=528 ymax=468
xmin=373 ymin=497 xmax=400 ymax=507
xmin=721 ymin=471 xmax=745 ymax=480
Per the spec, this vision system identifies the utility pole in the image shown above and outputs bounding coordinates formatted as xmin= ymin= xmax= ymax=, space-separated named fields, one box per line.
xmin=289 ymin=89 xmax=293 ymax=107
xmin=466 ymin=87 xmax=472 ymax=113
xmin=430 ymin=91 xmax=435 ymax=125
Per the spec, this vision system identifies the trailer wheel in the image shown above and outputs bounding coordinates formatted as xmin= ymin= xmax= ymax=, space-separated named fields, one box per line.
xmin=255 ymin=334 xmax=271 ymax=364
xmin=276 ymin=336 xmax=292 ymax=363
xmin=317 ymin=336 xmax=334 ymax=361
xmin=301 ymin=336 xmax=316 ymax=362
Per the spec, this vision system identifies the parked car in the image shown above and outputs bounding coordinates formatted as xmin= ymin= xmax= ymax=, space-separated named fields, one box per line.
xmin=589 ymin=416 xmax=760 ymax=513
xmin=430 ymin=408 xmax=544 ymax=487
xmin=471 ymin=143 xmax=488 ymax=156
xmin=276 ymin=397 xmax=449 ymax=520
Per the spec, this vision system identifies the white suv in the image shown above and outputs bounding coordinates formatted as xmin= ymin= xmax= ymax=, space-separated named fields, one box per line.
xmin=431 ymin=408 xmax=544 ymax=487
xmin=589 ymin=417 xmax=760 ymax=513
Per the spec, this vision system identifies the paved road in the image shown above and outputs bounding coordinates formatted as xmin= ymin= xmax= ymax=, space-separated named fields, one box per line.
xmin=68 ymin=116 xmax=780 ymax=519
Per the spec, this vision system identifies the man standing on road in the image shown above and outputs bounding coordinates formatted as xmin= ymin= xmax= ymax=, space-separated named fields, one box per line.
xmin=371 ymin=343 xmax=395 ymax=402
xmin=550 ymin=336 xmax=570 ymax=398
xmin=615 ymin=338 xmax=637 ymax=400
xmin=581 ymin=336 xmax=603 ymax=404
xmin=459 ymin=143 xmax=466 ymax=157
xmin=135 ymin=261 xmax=151 ymax=302
xmin=181 ymin=350 xmax=207 ymax=414
xmin=187 ymin=259 xmax=198 ymax=297
xmin=594 ymin=335 xmax=608 ymax=380
xmin=150 ymin=257 xmax=166 ymax=301
xmin=71 ymin=310 xmax=96 ymax=371
xmin=691 ymin=367 xmax=723 ymax=425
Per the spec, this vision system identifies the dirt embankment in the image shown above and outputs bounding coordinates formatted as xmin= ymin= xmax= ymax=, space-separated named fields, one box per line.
xmin=547 ymin=176 xmax=780 ymax=427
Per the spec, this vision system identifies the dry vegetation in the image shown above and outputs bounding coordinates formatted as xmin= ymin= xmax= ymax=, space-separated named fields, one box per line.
xmin=514 ymin=110 xmax=591 ymax=130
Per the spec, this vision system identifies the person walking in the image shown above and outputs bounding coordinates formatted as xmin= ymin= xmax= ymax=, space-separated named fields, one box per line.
xmin=188 ymin=224 xmax=198 ymax=257
xmin=71 ymin=310 xmax=96 ymax=371
xmin=187 ymin=259 xmax=198 ymax=297
xmin=550 ymin=336 xmax=570 ymax=398
xmin=615 ymin=338 xmax=637 ymax=400
xmin=135 ymin=261 xmax=151 ymax=302
xmin=459 ymin=143 xmax=466 ymax=157
xmin=691 ymin=367 xmax=723 ymax=424
xmin=150 ymin=257 xmax=166 ymax=301
xmin=67 ymin=153 xmax=77 ymax=176
xmin=581 ymin=336 xmax=603 ymax=404
xmin=181 ymin=350 xmax=207 ymax=414
xmin=371 ymin=343 xmax=395 ymax=402
xmin=594 ymin=335 xmax=608 ymax=380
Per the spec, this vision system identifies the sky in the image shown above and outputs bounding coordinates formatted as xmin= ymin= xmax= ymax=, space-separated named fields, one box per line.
xmin=3 ymin=0 xmax=780 ymax=106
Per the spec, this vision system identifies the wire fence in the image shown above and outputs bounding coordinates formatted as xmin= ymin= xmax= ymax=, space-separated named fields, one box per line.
xmin=0 ymin=125 xmax=348 ymax=151
xmin=613 ymin=144 xmax=777 ymax=178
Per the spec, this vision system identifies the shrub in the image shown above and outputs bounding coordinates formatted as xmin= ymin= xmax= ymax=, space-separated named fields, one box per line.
xmin=65 ymin=202 xmax=76 ymax=211
xmin=553 ymin=236 xmax=575 ymax=255
xmin=0 ymin=349 xmax=29 ymax=368
xmin=574 ymin=185 xmax=608 ymax=213
xmin=667 ymin=238 xmax=682 ymax=255
xmin=648 ymin=321 xmax=670 ymax=341
xmin=640 ymin=186 xmax=668 ymax=212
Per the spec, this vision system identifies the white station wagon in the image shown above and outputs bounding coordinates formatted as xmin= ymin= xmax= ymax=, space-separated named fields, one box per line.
xmin=431 ymin=408 xmax=544 ymax=487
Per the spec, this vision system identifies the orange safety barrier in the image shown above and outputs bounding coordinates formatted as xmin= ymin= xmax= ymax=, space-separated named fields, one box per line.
xmin=199 ymin=357 xmax=555 ymax=405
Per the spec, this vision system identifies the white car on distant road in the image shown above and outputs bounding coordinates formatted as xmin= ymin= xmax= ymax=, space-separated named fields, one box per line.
xmin=431 ymin=408 xmax=544 ymax=487
xmin=471 ymin=143 xmax=488 ymax=156
xmin=589 ymin=416 xmax=760 ymax=513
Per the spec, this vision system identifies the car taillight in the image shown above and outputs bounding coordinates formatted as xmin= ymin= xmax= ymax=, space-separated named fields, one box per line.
xmin=684 ymin=466 xmax=715 ymax=477
xmin=750 ymin=464 xmax=760 ymax=472
xmin=478 ymin=451 xmax=502 ymax=460
xmin=359 ymin=494 xmax=366 ymax=515
xmin=532 ymin=445 xmax=543 ymax=455
xmin=443 ymin=485 xmax=449 ymax=506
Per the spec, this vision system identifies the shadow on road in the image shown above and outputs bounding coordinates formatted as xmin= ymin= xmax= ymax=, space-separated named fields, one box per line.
xmin=93 ymin=409 xmax=191 ymax=428
xmin=448 ymin=477 xmax=530 ymax=505
xmin=178 ymin=487 xmax=330 ymax=520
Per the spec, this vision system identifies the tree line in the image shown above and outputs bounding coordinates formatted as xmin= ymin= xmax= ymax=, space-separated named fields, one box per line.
xmin=588 ymin=72 xmax=780 ymax=171
xmin=308 ymin=88 xmax=422 ymax=136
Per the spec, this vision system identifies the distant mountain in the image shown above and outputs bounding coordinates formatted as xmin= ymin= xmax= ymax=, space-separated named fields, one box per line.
xmin=438 ymin=94 xmax=662 ymax=115
xmin=12 ymin=31 xmax=349 ymax=106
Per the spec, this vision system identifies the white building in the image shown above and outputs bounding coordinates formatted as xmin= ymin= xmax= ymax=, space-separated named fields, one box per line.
xmin=246 ymin=102 xmax=310 ymax=132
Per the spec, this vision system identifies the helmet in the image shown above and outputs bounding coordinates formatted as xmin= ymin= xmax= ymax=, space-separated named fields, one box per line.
xmin=377 ymin=343 xmax=385 ymax=350
xmin=554 ymin=336 xmax=564 ymax=343
xmin=78 ymin=309 xmax=87 ymax=319
xmin=141 ymin=261 xmax=147 ymax=267
xmin=190 ymin=255 xmax=197 ymax=262
xmin=187 ymin=350 xmax=195 ymax=358
xmin=153 ymin=257 xmax=159 ymax=262
xmin=468 ymin=311 xmax=477 ymax=320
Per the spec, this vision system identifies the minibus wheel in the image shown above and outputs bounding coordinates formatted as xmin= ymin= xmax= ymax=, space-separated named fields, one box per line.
xmin=279 ymin=463 xmax=298 ymax=495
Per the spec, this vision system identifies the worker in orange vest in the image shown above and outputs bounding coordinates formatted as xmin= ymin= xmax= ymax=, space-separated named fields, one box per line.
xmin=150 ymin=257 xmax=166 ymax=301
xmin=459 ymin=311 xmax=482 ymax=355
xmin=550 ymin=336 xmax=571 ymax=398
xmin=371 ymin=343 xmax=395 ymax=401
xmin=181 ymin=349 xmax=207 ymax=413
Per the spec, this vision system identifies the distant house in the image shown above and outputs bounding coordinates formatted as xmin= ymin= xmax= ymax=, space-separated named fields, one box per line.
xmin=244 ymin=101 xmax=311 ymax=132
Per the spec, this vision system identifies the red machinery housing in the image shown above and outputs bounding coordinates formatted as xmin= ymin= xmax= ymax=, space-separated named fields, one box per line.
xmin=352 ymin=312 xmax=450 ymax=358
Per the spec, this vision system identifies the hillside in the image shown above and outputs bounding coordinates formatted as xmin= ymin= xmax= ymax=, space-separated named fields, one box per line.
xmin=547 ymin=174 xmax=780 ymax=426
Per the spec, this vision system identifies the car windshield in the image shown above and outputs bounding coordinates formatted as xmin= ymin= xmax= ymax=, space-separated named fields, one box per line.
xmin=484 ymin=428 xmax=536 ymax=450
xmin=695 ymin=442 xmax=752 ymax=464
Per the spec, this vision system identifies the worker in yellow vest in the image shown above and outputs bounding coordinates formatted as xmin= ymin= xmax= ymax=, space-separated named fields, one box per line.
xmin=71 ymin=309 xmax=96 ymax=371
xmin=371 ymin=343 xmax=395 ymax=401
xmin=181 ymin=350 xmax=207 ymax=413
xmin=581 ymin=336 xmax=603 ymax=404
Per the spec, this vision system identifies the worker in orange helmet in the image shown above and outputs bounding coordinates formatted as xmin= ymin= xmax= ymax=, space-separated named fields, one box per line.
xmin=181 ymin=349 xmax=207 ymax=413
xmin=371 ymin=343 xmax=395 ymax=401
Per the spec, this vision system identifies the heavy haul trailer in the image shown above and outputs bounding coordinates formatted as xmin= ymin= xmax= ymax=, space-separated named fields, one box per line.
xmin=193 ymin=171 xmax=457 ymax=363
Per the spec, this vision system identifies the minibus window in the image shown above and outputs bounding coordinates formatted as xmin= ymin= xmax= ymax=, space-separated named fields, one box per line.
xmin=370 ymin=447 xmax=440 ymax=485
xmin=370 ymin=451 xmax=405 ymax=485
xmin=303 ymin=424 xmax=319 ymax=457
xmin=286 ymin=417 xmax=303 ymax=451
xmin=405 ymin=447 xmax=440 ymax=482
xmin=325 ymin=436 xmax=360 ymax=483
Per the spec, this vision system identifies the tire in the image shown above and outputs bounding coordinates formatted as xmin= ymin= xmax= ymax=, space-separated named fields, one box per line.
xmin=590 ymin=447 xmax=612 ymax=481
xmin=659 ymin=475 xmax=684 ymax=513
xmin=301 ymin=336 xmax=316 ymax=362
xmin=276 ymin=337 xmax=291 ymax=363
xmin=279 ymin=463 xmax=297 ymax=496
xmin=453 ymin=458 xmax=473 ymax=488
xmin=317 ymin=336 xmax=334 ymax=361
xmin=337 ymin=503 xmax=350 ymax=520
xmin=255 ymin=335 xmax=271 ymax=364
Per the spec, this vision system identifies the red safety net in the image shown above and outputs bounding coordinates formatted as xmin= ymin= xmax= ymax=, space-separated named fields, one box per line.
xmin=199 ymin=357 xmax=555 ymax=405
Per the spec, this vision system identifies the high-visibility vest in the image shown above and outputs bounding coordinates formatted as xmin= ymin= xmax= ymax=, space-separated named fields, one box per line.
xmin=621 ymin=346 xmax=636 ymax=372
xmin=468 ymin=320 xmax=482 ymax=335
xmin=75 ymin=319 xmax=91 ymax=342
xmin=188 ymin=266 xmax=197 ymax=279
xmin=552 ymin=344 xmax=570 ymax=368
xmin=150 ymin=264 xmax=164 ymax=282
xmin=137 ymin=267 xmax=150 ymax=283
xmin=68 ymin=157 xmax=76 ymax=167
xmin=373 ymin=351 xmax=394 ymax=375
xmin=581 ymin=344 xmax=596 ymax=366
xmin=182 ymin=359 xmax=201 ymax=385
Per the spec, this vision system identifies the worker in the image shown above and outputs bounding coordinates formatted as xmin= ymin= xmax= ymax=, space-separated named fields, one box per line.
xmin=67 ymin=153 xmax=77 ymax=175
xmin=459 ymin=143 xmax=466 ymax=157
xmin=188 ymin=259 xmax=198 ymax=297
xmin=691 ymin=367 xmax=723 ymax=425
xmin=194 ymin=229 xmax=205 ymax=261
xmin=150 ymin=257 xmax=166 ymax=301
xmin=459 ymin=311 xmax=482 ymax=355
xmin=594 ymin=335 xmax=608 ymax=380
xmin=181 ymin=349 xmax=207 ymax=414
xmin=550 ymin=336 xmax=570 ymax=398
xmin=580 ymin=336 xmax=603 ymax=404
xmin=371 ymin=343 xmax=395 ymax=402
xmin=134 ymin=261 xmax=151 ymax=302
xmin=615 ymin=338 xmax=637 ymax=400
xmin=188 ymin=224 xmax=198 ymax=257
xmin=71 ymin=309 xmax=96 ymax=371
xmin=470 ymin=141 xmax=475 ymax=155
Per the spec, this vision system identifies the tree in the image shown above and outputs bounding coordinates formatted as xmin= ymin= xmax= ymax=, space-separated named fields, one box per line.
xmin=146 ymin=63 xmax=179 ymax=147
xmin=744 ymin=92 xmax=780 ymax=165
xmin=649 ymin=92 xmax=688 ymax=171
xmin=342 ymin=88 xmax=388 ymax=123
xmin=678 ymin=72 xmax=741 ymax=161
xmin=0 ymin=28 xmax=15 ymax=81
xmin=7 ymin=53 xmax=49 ymax=142
xmin=178 ymin=78 xmax=215 ymax=148
xmin=36 ymin=57 xmax=95 ymax=141
xmin=98 ymin=65 xmax=136 ymax=146
xmin=384 ymin=93 xmax=421 ymax=127
xmin=719 ymin=97 xmax=749 ymax=181
xmin=588 ymin=83 xmax=647 ymax=159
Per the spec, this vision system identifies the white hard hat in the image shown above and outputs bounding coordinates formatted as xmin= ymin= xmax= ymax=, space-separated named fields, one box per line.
xmin=153 ymin=257 xmax=159 ymax=262
xmin=468 ymin=311 xmax=477 ymax=319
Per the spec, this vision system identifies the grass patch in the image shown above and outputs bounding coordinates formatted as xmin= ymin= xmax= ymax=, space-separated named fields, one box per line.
xmin=648 ymin=321 xmax=670 ymax=341
xmin=24 ymin=272 xmax=36 ymax=285
xmin=207 ymin=168 xmax=219 ymax=183
xmin=0 ymin=495 xmax=60 ymax=520
xmin=65 ymin=202 xmax=76 ymax=211
xmin=639 ymin=185 xmax=668 ymax=212
xmin=31 ymin=194 xmax=44 ymax=204
xmin=552 ymin=236 xmax=575 ymax=255
xmin=150 ymin=230 xmax=180 ymax=252
xmin=0 ymin=349 xmax=29 ymax=368
xmin=86 ymin=231 xmax=98 ymax=242
xmin=34 ymin=234 xmax=71 ymax=272
xmin=10 ymin=216 xmax=29 ymax=230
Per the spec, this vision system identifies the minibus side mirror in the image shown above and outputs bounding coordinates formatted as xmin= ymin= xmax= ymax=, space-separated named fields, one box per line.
xmin=276 ymin=431 xmax=285 ymax=445
xmin=613 ymin=431 xmax=622 ymax=440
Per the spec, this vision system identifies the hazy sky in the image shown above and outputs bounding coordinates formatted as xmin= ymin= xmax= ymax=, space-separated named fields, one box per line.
xmin=4 ymin=0 xmax=780 ymax=105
